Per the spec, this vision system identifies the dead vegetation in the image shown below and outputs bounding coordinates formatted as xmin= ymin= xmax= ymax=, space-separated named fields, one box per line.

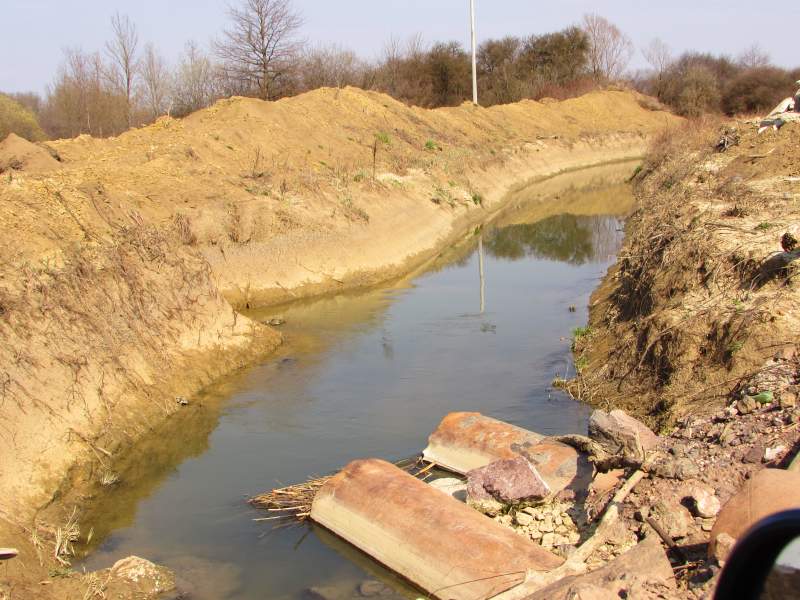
xmin=572 ymin=117 xmax=800 ymax=427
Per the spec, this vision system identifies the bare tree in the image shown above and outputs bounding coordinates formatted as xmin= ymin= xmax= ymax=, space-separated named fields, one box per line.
xmin=737 ymin=44 xmax=770 ymax=69
xmin=581 ymin=14 xmax=633 ymax=81
xmin=173 ymin=41 xmax=218 ymax=116
xmin=215 ymin=0 xmax=303 ymax=100
xmin=106 ymin=12 xmax=139 ymax=127
xmin=298 ymin=44 xmax=365 ymax=91
xmin=141 ymin=43 xmax=171 ymax=119
xmin=643 ymin=38 xmax=671 ymax=75
xmin=643 ymin=38 xmax=672 ymax=97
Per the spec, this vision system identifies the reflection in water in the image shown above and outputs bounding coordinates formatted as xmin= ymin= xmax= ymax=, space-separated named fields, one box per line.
xmin=485 ymin=214 xmax=623 ymax=265
xmin=77 ymin=162 xmax=638 ymax=600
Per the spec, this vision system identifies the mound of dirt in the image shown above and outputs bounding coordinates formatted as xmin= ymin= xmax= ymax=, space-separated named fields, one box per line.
xmin=0 ymin=132 xmax=60 ymax=174
xmin=576 ymin=118 xmax=800 ymax=426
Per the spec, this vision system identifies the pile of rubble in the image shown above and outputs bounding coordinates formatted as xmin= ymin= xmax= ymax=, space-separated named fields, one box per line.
xmin=426 ymin=396 xmax=800 ymax=598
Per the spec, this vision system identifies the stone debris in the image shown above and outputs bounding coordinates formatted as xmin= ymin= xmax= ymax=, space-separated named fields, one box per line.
xmin=649 ymin=499 xmax=693 ymax=540
xmin=467 ymin=456 xmax=551 ymax=515
xmin=684 ymin=483 xmax=721 ymax=519
xmin=712 ymin=533 xmax=736 ymax=567
xmin=764 ymin=445 xmax=787 ymax=462
xmin=526 ymin=536 xmax=676 ymax=600
xmin=108 ymin=556 xmax=176 ymax=596
xmin=588 ymin=409 xmax=658 ymax=467
xmin=492 ymin=500 xmax=583 ymax=556
xmin=328 ymin=395 xmax=800 ymax=600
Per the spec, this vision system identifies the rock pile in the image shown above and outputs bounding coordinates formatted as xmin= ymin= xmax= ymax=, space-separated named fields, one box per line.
xmin=496 ymin=501 xmax=582 ymax=551
xmin=448 ymin=395 xmax=799 ymax=598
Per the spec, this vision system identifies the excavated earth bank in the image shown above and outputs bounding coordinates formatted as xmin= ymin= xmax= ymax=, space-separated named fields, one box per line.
xmin=0 ymin=88 xmax=677 ymax=598
xmin=575 ymin=118 xmax=800 ymax=427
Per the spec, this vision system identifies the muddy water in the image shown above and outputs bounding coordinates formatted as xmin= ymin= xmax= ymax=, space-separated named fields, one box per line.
xmin=79 ymin=162 xmax=637 ymax=599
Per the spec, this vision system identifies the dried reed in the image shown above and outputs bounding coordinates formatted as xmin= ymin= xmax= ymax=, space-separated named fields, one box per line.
xmin=249 ymin=456 xmax=434 ymax=524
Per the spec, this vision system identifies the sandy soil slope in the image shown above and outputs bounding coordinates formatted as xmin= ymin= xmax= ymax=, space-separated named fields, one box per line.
xmin=0 ymin=87 xmax=677 ymax=595
xmin=576 ymin=118 xmax=800 ymax=426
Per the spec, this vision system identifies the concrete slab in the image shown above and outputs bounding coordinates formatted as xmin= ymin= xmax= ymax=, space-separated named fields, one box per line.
xmin=310 ymin=458 xmax=564 ymax=600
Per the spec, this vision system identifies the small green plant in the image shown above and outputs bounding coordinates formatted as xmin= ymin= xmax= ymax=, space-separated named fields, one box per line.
xmin=49 ymin=566 xmax=74 ymax=578
xmin=732 ymin=299 xmax=745 ymax=312
xmin=628 ymin=164 xmax=643 ymax=182
xmin=755 ymin=222 xmax=773 ymax=231
xmin=432 ymin=184 xmax=455 ymax=207
xmin=575 ymin=356 xmax=589 ymax=373
xmin=572 ymin=325 xmax=591 ymax=339
xmin=375 ymin=131 xmax=391 ymax=145
xmin=353 ymin=171 xmax=367 ymax=183
xmin=571 ymin=325 xmax=592 ymax=351
xmin=425 ymin=139 xmax=438 ymax=151
xmin=471 ymin=192 xmax=484 ymax=206
xmin=727 ymin=340 xmax=744 ymax=355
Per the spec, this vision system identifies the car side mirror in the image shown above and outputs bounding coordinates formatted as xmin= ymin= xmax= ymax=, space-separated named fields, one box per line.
xmin=715 ymin=509 xmax=800 ymax=599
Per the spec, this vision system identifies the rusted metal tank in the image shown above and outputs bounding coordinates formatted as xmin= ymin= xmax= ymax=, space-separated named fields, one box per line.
xmin=422 ymin=412 xmax=590 ymax=495
xmin=311 ymin=458 xmax=563 ymax=600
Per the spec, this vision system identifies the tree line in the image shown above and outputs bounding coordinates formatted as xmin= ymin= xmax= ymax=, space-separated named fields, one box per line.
xmin=2 ymin=0 xmax=799 ymax=142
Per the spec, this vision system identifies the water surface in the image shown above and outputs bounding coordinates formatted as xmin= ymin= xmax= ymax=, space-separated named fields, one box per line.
xmin=79 ymin=162 xmax=637 ymax=599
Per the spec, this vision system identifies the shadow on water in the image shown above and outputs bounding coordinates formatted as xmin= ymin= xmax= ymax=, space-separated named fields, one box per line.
xmin=76 ymin=160 xmax=639 ymax=600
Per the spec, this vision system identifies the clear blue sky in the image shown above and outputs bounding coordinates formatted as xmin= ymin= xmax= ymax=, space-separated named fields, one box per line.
xmin=3 ymin=0 xmax=799 ymax=95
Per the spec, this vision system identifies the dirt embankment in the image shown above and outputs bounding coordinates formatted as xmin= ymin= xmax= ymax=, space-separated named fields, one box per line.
xmin=575 ymin=118 xmax=800 ymax=426
xmin=0 ymin=87 xmax=676 ymax=595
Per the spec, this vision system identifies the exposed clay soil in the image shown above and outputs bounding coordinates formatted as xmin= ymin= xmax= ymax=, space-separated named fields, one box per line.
xmin=574 ymin=118 xmax=800 ymax=427
xmin=0 ymin=87 xmax=677 ymax=598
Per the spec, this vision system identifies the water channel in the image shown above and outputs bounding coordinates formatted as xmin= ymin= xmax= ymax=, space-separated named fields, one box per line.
xmin=78 ymin=161 xmax=638 ymax=599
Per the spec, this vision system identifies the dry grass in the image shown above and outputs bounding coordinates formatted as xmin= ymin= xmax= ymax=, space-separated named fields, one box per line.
xmin=250 ymin=456 xmax=433 ymax=525
xmin=572 ymin=119 xmax=800 ymax=426
xmin=54 ymin=508 xmax=80 ymax=566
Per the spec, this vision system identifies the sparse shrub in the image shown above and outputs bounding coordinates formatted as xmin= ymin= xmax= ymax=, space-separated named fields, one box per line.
xmin=0 ymin=93 xmax=46 ymax=141
xmin=722 ymin=67 xmax=795 ymax=115
xmin=341 ymin=196 xmax=369 ymax=222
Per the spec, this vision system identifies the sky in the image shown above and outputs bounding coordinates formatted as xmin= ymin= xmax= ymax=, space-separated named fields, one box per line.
xmin=2 ymin=0 xmax=799 ymax=95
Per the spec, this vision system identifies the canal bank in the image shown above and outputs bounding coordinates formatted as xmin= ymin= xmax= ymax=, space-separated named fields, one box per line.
xmin=0 ymin=87 xmax=678 ymax=599
xmin=73 ymin=163 xmax=637 ymax=600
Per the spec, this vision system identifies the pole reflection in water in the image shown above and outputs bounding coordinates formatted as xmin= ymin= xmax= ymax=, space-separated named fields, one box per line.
xmin=478 ymin=235 xmax=485 ymax=314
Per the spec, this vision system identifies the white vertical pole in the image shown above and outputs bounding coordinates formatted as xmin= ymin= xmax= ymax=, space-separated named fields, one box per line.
xmin=470 ymin=0 xmax=478 ymax=105
xmin=478 ymin=235 xmax=485 ymax=314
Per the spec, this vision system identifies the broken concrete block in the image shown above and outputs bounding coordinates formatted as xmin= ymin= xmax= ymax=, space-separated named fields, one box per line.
xmin=650 ymin=499 xmax=693 ymax=539
xmin=311 ymin=459 xmax=563 ymax=600
xmin=588 ymin=409 xmax=658 ymax=467
xmin=709 ymin=468 xmax=800 ymax=558
xmin=423 ymin=412 xmax=591 ymax=495
xmin=526 ymin=536 xmax=675 ymax=599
